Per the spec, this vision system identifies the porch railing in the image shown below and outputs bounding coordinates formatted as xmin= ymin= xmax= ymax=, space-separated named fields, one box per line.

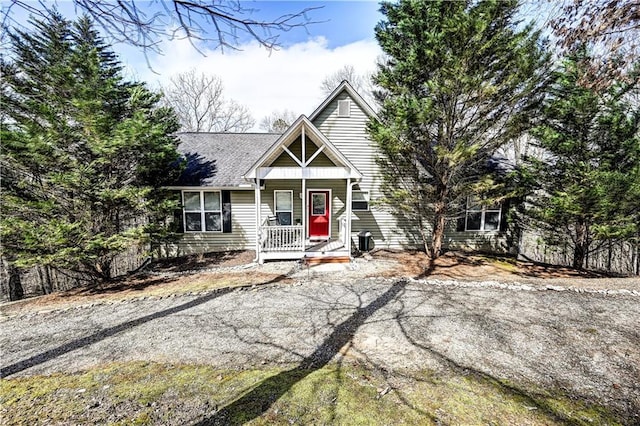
xmin=261 ymin=225 xmax=304 ymax=252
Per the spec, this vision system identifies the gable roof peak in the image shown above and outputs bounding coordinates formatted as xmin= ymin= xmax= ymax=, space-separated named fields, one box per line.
xmin=243 ymin=114 xmax=361 ymax=180
xmin=309 ymin=80 xmax=379 ymax=122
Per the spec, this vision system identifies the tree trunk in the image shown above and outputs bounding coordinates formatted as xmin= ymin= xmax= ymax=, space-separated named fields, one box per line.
xmin=8 ymin=264 xmax=24 ymax=301
xmin=38 ymin=266 xmax=49 ymax=295
xmin=573 ymin=220 xmax=587 ymax=269
xmin=416 ymin=211 xmax=430 ymax=254
xmin=513 ymin=199 xmax=526 ymax=257
xmin=44 ymin=265 xmax=54 ymax=293
xmin=635 ymin=232 xmax=640 ymax=276
xmin=95 ymin=258 xmax=113 ymax=282
xmin=430 ymin=200 xmax=446 ymax=260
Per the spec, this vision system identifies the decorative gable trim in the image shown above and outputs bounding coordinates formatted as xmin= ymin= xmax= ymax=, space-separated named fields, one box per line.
xmin=308 ymin=80 xmax=379 ymax=122
xmin=243 ymin=115 xmax=362 ymax=180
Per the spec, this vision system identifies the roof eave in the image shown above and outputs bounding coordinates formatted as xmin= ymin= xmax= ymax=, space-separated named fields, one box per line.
xmin=164 ymin=185 xmax=254 ymax=190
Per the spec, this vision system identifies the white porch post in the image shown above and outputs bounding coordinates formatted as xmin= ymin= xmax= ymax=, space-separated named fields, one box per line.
xmin=346 ymin=178 xmax=352 ymax=254
xmin=301 ymin=126 xmax=307 ymax=246
xmin=255 ymin=177 xmax=263 ymax=263
xmin=301 ymin=178 xmax=306 ymax=243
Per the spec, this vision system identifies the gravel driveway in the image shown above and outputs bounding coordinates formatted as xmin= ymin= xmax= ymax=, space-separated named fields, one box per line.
xmin=1 ymin=277 xmax=639 ymax=421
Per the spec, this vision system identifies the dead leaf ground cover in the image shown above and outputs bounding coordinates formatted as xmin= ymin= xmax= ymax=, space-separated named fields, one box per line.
xmin=0 ymin=270 xmax=293 ymax=318
xmin=369 ymin=249 xmax=615 ymax=279
xmin=2 ymin=250 xmax=637 ymax=318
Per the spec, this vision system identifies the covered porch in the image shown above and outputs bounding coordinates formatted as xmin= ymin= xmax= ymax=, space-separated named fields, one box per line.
xmin=243 ymin=116 xmax=361 ymax=264
xmin=254 ymin=177 xmax=355 ymax=263
xmin=259 ymin=218 xmax=350 ymax=262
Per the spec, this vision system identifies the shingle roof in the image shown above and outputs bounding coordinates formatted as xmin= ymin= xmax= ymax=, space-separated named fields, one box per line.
xmin=175 ymin=132 xmax=280 ymax=187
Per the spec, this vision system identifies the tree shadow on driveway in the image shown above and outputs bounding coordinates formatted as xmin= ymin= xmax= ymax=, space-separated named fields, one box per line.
xmin=193 ymin=279 xmax=408 ymax=425
xmin=391 ymin=285 xmax=639 ymax=424
xmin=1 ymin=288 xmax=233 ymax=377
xmin=1 ymin=270 xmax=295 ymax=378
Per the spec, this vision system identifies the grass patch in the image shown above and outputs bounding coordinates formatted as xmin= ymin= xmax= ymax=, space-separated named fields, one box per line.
xmin=0 ymin=361 xmax=624 ymax=425
xmin=470 ymin=254 xmax=519 ymax=272
xmin=488 ymin=258 xmax=520 ymax=272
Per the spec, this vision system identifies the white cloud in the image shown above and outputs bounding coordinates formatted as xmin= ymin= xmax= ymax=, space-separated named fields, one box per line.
xmin=124 ymin=37 xmax=381 ymax=130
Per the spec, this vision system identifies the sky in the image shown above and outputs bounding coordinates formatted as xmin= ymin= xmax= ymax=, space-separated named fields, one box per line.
xmin=4 ymin=1 xmax=384 ymax=130
xmin=128 ymin=1 xmax=383 ymax=128
xmin=129 ymin=1 xmax=384 ymax=128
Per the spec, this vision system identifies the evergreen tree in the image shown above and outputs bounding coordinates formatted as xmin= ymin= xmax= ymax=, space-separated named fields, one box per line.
xmin=369 ymin=0 xmax=549 ymax=258
xmin=1 ymin=13 xmax=181 ymax=282
xmin=523 ymin=49 xmax=640 ymax=269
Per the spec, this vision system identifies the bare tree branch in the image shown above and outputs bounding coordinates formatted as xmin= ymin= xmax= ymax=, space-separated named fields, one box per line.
xmin=2 ymin=0 xmax=322 ymax=53
xmin=319 ymin=64 xmax=376 ymax=107
xmin=161 ymin=69 xmax=254 ymax=132
xmin=259 ymin=109 xmax=297 ymax=133
xmin=550 ymin=0 xmax=640 ymax=89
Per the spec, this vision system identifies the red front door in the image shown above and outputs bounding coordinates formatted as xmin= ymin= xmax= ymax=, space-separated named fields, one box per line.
xmin=309 ymin=191 xmax=330 ymax=239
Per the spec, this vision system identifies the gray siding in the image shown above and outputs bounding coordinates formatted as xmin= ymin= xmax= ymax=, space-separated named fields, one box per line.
xmin=312 ymin=91 xmax=508 ymax=253
xmin=166 ymin=90 xmax=509 ymax=257
xmin=163 ymin=191 xmax=255 ymax=256
xmin=271 ymin=152 xmax=299 ymax=167
xmin=307 ymin=151 xmax=335 ymax=167
xmin=444 ymin=230 xmax=508 ymax=253
xmin=312 ymin=92 xmax=420 ymax=250
xmin=261 ymin=180 xmax=303 ymax=225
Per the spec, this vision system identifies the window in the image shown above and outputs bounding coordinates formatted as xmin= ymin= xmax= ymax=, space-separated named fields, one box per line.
xmin=352 ymin=191 xmax=369 ymax=211
xmin=465 ymin=197 xmax=501 ymax=231
xmin=311 ymin=193 xmax=326 ymax=215
xmin=183 ymin=191 xmax=222 ymax=232
xmin=274 ymin=190 xmax=293 ymax=225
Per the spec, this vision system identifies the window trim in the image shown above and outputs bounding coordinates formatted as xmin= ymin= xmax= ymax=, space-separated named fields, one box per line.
xmin=465 ymin=197 xmax=501 ymax=232
xmin=182 ymin=190 xmax=222 ymax=233
xmin=274 ymin=190 xmax=294 ymax=226
xmin=352 ymin=190 xmax=370 ymax=211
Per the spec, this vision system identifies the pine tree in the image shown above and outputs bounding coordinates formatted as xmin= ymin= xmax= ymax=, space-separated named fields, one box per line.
xmin=1 ymin=13 xmax=182 ymax=282
xmin=369 ymin=0 xmax=549 ymax=259
xmin=523 ymin=49 xmax=640 ymax=269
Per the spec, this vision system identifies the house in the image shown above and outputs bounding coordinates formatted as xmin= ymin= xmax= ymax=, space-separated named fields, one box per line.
xmin=163 ymin=81 xmax=509 ymax=263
